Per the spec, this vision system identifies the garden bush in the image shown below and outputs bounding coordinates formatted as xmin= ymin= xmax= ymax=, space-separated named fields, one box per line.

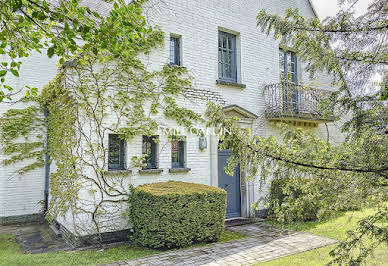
xmin=268 ymin=178 xmax=318 ymax=223
xmin=128 ymin=181 xmax=227 ymax=249
xmin=268 ymin=177 xmax=364 ymax=223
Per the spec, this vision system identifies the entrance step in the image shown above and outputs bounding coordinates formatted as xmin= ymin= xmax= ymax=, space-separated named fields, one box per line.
xmin=224 ymin=217 xmax=264 ymax=227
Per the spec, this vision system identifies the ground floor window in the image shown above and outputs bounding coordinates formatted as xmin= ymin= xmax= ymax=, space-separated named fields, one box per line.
xmin=108 ymin=134 xmax=125 ymax=170
xmin=142 ymin=136 xmax=158 ymax=169
xmin=171 ymin=136 xmax=185 ymax=168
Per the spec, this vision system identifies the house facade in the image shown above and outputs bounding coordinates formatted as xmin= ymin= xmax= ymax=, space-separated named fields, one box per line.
xmin=0 ymin=0 xmax=344 ymax=244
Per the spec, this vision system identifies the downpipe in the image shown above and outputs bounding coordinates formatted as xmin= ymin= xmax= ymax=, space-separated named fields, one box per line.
xmin=43 ymin=108 xmax=50 ymax=214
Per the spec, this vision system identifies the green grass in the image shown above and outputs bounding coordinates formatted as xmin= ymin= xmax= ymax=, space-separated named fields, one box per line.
xmin=256 ymin=208 xmax=388 ymax=265
xmin=0 ymin=230 xmax=246 ymax=266
xmin=218 ymin=230 xmax=247 ymax=242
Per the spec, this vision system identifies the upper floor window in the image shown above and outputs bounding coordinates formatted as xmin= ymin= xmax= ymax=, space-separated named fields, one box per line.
xmin=108 ymin=134 xmax=125 ymax=170
xmin=170 ymin=36 xmax=181 ymax=66
xmin=142 ymin=136 xmax=158 ymax=169
xmin=279 ymin=48 xmax=298 ymax=83
xmin=218 ymin=31 xmax=237 ymax=82
xmin=171 ymin=137 xmax=185 ymax=168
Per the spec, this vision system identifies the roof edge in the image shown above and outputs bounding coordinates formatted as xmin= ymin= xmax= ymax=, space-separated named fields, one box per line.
xmin=307 ymin=0 xmax=319 ymax=18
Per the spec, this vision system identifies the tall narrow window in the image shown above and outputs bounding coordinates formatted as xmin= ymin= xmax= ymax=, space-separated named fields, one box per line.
xmin=142 ymin=136 xmax=158 ymax=169
xmin=108 ymin=134 xmax=125 ymax=170
xmin=218 ymin=31 xmax=237 ymax=82
xmin=279 ymin=48 xmax=299 ymax=112
xmin=170 ymin=36 xmax=181 ymax=66
xmin=279 ymin=48 xmax=297 ymax=83
xmin=171 ymin=137 xmax=185 ymax=168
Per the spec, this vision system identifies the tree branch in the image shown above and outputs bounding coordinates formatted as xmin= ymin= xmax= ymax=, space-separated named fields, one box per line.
xmin=292 ymin=23 xmax=388 ymax=33
xmin=233 ymin=136 xmax=388 ymax=175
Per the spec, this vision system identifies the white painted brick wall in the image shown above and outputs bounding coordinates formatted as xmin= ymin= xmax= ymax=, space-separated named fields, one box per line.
xmin=1 ymin=0 xmax=344 ymax=232
xmin=0 ymin=52 xmax=58 ymax=218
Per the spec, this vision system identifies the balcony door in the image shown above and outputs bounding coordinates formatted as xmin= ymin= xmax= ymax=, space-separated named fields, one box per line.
xmin=279 ymin=49 xmax=298 ymax=112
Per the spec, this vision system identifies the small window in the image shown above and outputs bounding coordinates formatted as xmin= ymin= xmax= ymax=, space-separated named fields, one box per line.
xmin=142 ymin=136 xmax=158 ymax=169
xmin=170 ymin=36 xmax=181 ymax=66
xmin=279 ymin=48 xmax=297 ymax=83
xmin=171 ymin=137 xmax=185 ymax=168
xmin=108 ymin=134 xmax=125 ymax=170
xmin=218 ymin=31 xmax=237 ymax=82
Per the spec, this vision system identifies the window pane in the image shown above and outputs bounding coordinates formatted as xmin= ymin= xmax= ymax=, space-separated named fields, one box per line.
xmin=170 ymin=37 xmax=180 ymax=65
xmin=279 ymin=50 xmax=285 ymax=81
xmin=228 ymin=52 xmax=233 ymax=77
xmin=178 ymin=141 xmax=184 ymax=168
xmin=218 ymin=31 xmax=237 ymax=81
xmin=223 ymin=36 xmax=227 ymax=49
xmin=109 ymin=134 xmax=125 ymax=170
xmin=223 ymin=51 xmax=228 ymax=65
xmin=171 ymin=140 xmax=179 ymax=167
xmin=171 ymin=138 xmax=185 ymax=168
xmin=143 ymin=136 xmax=157 ymax=169
xmin=170 ymin=38 xmax=175 ymax=64
xmin=291 ymin=53 xmax=297 ymax=83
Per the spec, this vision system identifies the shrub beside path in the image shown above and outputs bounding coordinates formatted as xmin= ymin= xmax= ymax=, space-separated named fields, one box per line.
xmin=105 ymin=222 xmax=336 ymax=266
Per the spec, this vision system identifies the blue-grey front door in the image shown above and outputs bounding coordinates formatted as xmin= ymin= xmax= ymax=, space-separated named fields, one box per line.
xmin=218 ymin=149 xmax=241 ymax=219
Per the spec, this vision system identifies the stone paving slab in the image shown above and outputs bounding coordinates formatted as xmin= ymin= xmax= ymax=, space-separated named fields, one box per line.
xmin=105 ymin=222 xmax=337 ymax=266
xmin=0 ymin=223 xmax=71 ymax=254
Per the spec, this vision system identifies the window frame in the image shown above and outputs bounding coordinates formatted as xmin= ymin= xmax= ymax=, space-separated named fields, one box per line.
xmin=142 ymin=135 xmax=158 ymax=170
xmin=218 ymin=31 xmax=237 ymax=82
xmin=108 ymin=134 xmax=126 ymax=170
xmin=169 ymin=36 xmax=181 ymax=66
xmin=279 ymin=48 xmax=298 ymax=84
xmin=171 ymin=136 xmax=185 ymax=169
xmin=279 ymin=48 xmax=299 ymax=112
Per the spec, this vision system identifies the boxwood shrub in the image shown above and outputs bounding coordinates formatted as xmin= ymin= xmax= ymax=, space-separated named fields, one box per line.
xmin=128 ymin=181 xmax=227 ymax=249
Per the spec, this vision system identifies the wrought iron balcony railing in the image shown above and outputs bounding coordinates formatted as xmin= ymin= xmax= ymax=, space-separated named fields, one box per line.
xmin=264 ymin=82 xmax=336 ymax=125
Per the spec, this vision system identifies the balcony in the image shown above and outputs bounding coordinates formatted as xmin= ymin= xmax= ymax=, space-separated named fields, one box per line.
xmin=264 ymin=82 xmax=336 ymax=127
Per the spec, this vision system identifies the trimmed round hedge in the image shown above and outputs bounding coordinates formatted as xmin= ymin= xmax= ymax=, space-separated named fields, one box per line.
xmin=129 ymin=181 xmax=227 ymax=249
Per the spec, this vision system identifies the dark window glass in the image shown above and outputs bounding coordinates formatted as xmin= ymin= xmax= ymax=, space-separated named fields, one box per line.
xmin=279 ymin=49 xmax=298 ymax=83
xmin=170 ymin=36 xmax=181 ymax=66
xmin=142 ymin=136 xmax=157 ymax=169
xmin=279 ymin=49 xmax=299 ymax=112
xmin=171 ymin=137 xmax=185 ymax=168
xmin=218 ymin=31 xmax=237 ymax=82
xmin=108 ymin=134 xmax=125 ymax=170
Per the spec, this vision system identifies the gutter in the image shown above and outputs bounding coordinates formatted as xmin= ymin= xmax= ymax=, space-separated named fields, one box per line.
xmin=43 ymin=109 xmax=51 ymax=214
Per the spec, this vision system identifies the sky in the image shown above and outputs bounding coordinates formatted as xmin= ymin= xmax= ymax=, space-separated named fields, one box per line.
xmin=311 ymin=0 xmax=372 ymax=19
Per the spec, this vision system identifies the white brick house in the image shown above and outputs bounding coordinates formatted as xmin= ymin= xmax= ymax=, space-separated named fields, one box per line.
xmin=0 ymin=0 xmax=344 ymax=243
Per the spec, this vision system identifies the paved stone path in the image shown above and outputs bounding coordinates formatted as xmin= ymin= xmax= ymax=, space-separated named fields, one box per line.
xmin=106 ymin=222 xmax=337 ymax=266
xmin=0 ymin=223 xmax=71 ymax=254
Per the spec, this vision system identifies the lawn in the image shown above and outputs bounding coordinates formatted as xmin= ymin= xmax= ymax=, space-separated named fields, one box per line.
xmin=0 ymin=230 xmax=246 ymax=266
xmin=257 ymin=208 xmax=388 ymax=265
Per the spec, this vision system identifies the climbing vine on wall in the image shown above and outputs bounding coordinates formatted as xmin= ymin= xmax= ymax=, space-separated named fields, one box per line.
xmin=0 ymin=0 xmax=203 ymax=238
xmin=0 ymin=106 xmax=45 ymax=174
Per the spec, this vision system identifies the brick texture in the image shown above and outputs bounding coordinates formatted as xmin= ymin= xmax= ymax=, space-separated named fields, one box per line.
xmin=0 ymin=0 xmax=344 ymax=239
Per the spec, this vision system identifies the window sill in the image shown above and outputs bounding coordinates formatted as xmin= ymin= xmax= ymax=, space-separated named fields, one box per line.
xmin=216 ymin=80 xmax=246 ymax=89
xmin=139 ymin=168 xmax=163 ymax=174
xmin=169 ymin=168 xmax=191 ymax=173
xmin=105 ymin=169 xmax=132 ymax=175
xmin=166 ymin=63 xmax=186 ymax=69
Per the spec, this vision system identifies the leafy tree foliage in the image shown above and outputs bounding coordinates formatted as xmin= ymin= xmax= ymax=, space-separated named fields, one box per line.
xmin=0 ymin=0 xmax=110 ymax=101
xmin=0 ymin=0 xmax=386 ymax=261
xmin=1 ymin=0 xmax=202 ymax=238
xmin=212 ymin=0 xmax=387 ymax=264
